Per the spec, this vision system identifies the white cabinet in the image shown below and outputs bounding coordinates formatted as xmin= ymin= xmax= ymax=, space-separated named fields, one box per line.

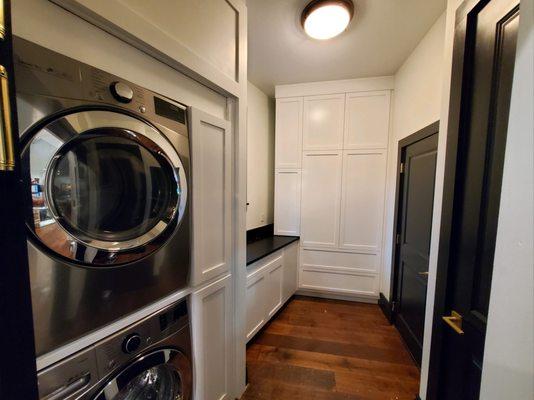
xmin=266 ymin=259 xmax=284 ymax=318
xmin=245 ymin=243 xmax=299 ymax=342
xmin=344 ymin=91 xmax=391 ymax=149
xmin=274 ymin=170 xmax=301 ymax=236
xmin=282 ymin=241 xmax=299 ymax=302
xmin=275 ymin=97 xmax=303 ymax=169
xmin=191 ymin=274 xmax=232 ymax=400
xmin=339 ymin=150 xmax=387 ymax=252
xmin=245 ymin=272 xmax=267 ymax=341
xmin=301 ymin=151 xmax=343 ymax=249
xmin=303 ymin=94 xmax=345 ymax=150
xmin=190 ymin=108 xmax=232 ymax=286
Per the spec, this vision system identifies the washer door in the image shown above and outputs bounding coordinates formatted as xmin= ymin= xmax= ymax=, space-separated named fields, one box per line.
xmin=23 ymin=109 xmax=187 ymax=266
xmin=93 ymin=349 xmax=192 ymax=400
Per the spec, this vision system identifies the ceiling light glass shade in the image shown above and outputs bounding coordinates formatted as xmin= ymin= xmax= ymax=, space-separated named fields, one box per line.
xmin=301 ymin=0 xmax=354 ymax=40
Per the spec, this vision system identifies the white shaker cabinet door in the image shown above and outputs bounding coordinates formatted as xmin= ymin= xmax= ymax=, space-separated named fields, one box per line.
xmin=275 ymin=97 xmax=303 ymax=169
xmin=282 ymin=241 xmax=299 ymax=302
xmin=303 ymin=94 xmax=345 ymax=150
xmin=301 ymin=151 xmax=343 ymax=249
xmin=339 ymin=150 xmax=387 ymax=252
xmin=191 ymin=274 xmax=232 ymax=400
xmin=274 ymin=170 xmax=301 ymax=236
xmin=190 ymin=108 xmax=232 ymax=286
xmin=344 ymin=91 xmax=391 ymax=149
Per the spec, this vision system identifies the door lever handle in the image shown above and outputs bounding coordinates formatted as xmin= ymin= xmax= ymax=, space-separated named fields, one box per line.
xmin=442 ymin=310 xmax=464 ymax=335
xmin=418 ymin=271 xmax=429 ymax=276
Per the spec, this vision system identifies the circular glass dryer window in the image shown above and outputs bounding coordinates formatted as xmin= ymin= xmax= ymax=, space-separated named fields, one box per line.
xmin=22 ymin=109 xmax=188 ymax=266
xmin=92 ymin=349 xmax=192 ymax=400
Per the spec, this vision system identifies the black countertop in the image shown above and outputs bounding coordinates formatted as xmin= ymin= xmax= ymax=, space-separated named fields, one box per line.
xmin=246 ymin=235 xmax=299 ymax=266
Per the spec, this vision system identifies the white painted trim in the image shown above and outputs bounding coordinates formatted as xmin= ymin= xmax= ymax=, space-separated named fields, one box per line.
xmin=36 ymin=287 xmax=191 ymax=371
xmin=295 ymin=289 xmax=378 ymax=304
xmin=51 ymin=0 xmax=242 ymax=97
xmin=275 ymin=76 xmax=395 ymax=98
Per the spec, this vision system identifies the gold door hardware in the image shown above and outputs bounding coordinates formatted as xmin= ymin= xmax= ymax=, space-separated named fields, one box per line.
xmin=0 ymin=1 xmax=4 ymax=41
xmin=0 ymin=65 xmax=14 ymax=171
xmin=418 ymin=271 xmax=429 ymax=276
xmin=442 ymin=310 xmax=464 ymax=335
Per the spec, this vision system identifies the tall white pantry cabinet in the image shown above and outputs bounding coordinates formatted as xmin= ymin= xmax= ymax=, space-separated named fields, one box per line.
xmin=274 ymin=79 xmax=393 ymax=300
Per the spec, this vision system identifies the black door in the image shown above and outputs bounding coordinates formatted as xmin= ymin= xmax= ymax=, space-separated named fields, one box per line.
xmin=0 ymin=1 xmax=39 ymax=398
xmin=393 ymin=125 xmax=438 ymax=365
xmin=428 ymin=0 xmax=519 ymax=398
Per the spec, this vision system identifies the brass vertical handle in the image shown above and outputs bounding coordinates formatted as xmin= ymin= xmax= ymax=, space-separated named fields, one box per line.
xmin=442 ymin=310 xmax=465 ymax=335
xmin=0 ymin=65 xmax=15 ymax=171
xmin=0 ymin=0 xmax=5 ymax=41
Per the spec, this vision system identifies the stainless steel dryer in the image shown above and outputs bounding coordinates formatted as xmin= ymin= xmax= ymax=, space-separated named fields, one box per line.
xmin=37 ymin=299 xmax=193 ymax=400
xmin=14 ymin=37 xmax=191 ymax=356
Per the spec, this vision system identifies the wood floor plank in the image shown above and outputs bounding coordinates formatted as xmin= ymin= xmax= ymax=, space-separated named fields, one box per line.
xmin=241 ymin=296 xmax=420 ymax=400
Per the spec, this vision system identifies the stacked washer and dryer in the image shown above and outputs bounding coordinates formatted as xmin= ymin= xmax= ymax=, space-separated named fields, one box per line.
xmin=15 ymin=37 xmax=194 ymax=399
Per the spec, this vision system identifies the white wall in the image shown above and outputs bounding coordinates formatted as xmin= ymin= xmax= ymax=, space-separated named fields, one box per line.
xmin=381 ymin=13 xmax=446 ymax=298
xmin=420 ymin=0 xmax=534 ymax=398
xmin=480 ymin=0 xmax=534 ymax=397
xmin=246 ymin=82 xmax=274 ymax=230
xmin=12 ymin=0 xmax=227 ymax=120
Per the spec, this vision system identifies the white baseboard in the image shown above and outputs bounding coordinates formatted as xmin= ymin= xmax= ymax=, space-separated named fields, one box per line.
xmin=295 ymin=289 xmax=378 ymax=304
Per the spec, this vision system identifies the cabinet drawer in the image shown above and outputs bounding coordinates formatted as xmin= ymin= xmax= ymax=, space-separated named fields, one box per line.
xmin=301 ymin=249 xmax=379 ymax=273
xmin=300 ymin=266 xmax=378 ymax=297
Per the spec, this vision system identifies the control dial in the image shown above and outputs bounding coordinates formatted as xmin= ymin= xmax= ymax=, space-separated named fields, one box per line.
xmin=122 ymin=333 xmax=142 ymax=354
xmin=110 ymin=81 xmax=134 ymax=103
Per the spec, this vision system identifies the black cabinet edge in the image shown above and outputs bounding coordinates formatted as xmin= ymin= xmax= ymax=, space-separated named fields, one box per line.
xmin=246 ymin=236 xmax=300 ymax=266
xmin=379 ymin=292 xmax=393 ymax=324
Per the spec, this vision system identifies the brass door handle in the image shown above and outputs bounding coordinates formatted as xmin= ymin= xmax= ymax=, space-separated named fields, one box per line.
xmin=418 ymin=271 xmax=429 ymax=276
xmin=0 ymin=65 xmax=14 ymax=171
xmin=442 ymin=310 xmax=464 ymax=335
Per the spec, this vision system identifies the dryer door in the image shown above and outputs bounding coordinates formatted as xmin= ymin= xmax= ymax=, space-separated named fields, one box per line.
xmin=93 ymin=349 xmax=192 ymax=400
xmin=22 ymin=109 xmax=187 ymax=266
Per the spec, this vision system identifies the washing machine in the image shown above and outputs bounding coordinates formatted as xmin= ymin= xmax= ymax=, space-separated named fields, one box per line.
xmin=37 ymin=298 xmax=193 ymax=400
xmin=14 ymin=37 xmax=191 ymax=356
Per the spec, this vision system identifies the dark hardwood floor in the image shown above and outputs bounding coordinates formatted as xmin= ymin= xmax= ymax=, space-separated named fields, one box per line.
xmin=241 ymin=296 xmax=420 ymax=400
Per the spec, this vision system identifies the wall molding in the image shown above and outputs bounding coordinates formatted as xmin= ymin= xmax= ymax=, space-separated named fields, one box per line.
xmin=378 ymin=292 xmax=394 ymax=323
xmin=275 ymin=76 xmax=395 ymax=98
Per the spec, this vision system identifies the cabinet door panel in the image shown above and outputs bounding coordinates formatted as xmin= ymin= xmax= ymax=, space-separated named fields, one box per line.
xmin=245 ymin=273 xmax=267 ymax=341
xmin=266 ymin=259 xmax=283 ymax=317
xmin=301 ymin=151 xmax=342 ymax=249
xmin=303 ymin=94 xmax=345 ymax=150
xmin=344 ymin=91 xmax=391 ymax=149
xmin=274 ymin=170 xmax=301 ymax=236
xmin=282 ymin=241 xmax=299 ymax=301
xmin=190 ymin=108 xmax=232 ymax=285
xmin=191 ymin=274 xmax=232 ymax=400
xmin=339 ymin=150 xmax=387 ymax=252
xmin=275 ymin=97 xmax=303 ymax=169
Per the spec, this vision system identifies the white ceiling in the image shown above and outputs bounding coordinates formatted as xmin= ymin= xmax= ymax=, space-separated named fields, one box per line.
xmin=247 ymin=0 xmax=446 ymax=96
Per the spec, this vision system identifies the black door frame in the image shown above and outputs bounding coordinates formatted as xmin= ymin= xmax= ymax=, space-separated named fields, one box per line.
xmin=0 ymin=0 xmax=39 ymax=398
xmin=426 ymin=0 xmax=508 ymax=398
xmin=388 ymin=120 xmax=440 ymax=318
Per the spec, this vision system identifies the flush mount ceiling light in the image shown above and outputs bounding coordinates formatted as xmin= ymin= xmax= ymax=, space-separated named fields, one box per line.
xmin=301 ymin=0 xmax=355 ymax=40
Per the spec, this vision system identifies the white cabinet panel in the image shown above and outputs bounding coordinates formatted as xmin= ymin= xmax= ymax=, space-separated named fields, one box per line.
xmin=190 ymin=108 xmax=232 ymax=285
xmin=303 ymin=94 xmax=345 ymax=150
xmin=282 ymin=242 xmax=299 ymax=302
xmin=344 ymin=91 xmax=391 ymax=149
xmin=266 ymin=257 xmax=284 ymax=318
xmin=245 ymin=272 xmax=267 ymax=341
xmin=301 ymin=248 xmax=379 ymax=273
xmin=275 ymin=97 xmax=303 ymax=169
xmin=301 ymin=151 xmax=343 ymax=249
xmin=191 ymin=274 xmax=232 ymax=400
xmin=339 ymin=150 xmax=387 ymax=252
xmin=300 ymin=266 xmax=379 ymax=297
xmin=274 ymin=170 xmax=301 ymax=236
